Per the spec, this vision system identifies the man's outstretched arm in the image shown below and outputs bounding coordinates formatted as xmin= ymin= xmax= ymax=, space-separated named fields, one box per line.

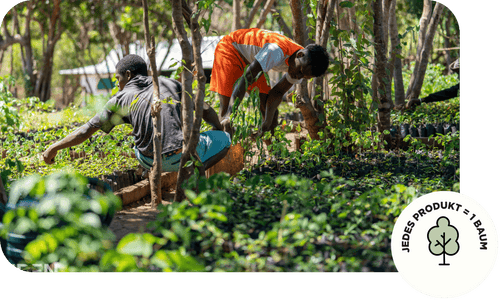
xmin=221 ymin=60 xmax=264 ymax=123
xmin=261 ymin=76 xmax=293 ymax=132
xmin=42 ymin=123 xmax=100 ymax=164
xmin=202 ymin=101 xmax=224 ymax=131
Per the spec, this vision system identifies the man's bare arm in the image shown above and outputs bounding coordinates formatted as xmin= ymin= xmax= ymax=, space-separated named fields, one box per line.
xmin=221 ymin=60 xmax=264 ymax=122
xmin=202 ymin=102 xmax=223 ymax=131
xmin=42 ymin=123 xmax=100 ymax=164
xmin=262 ymin=76 xmax=293 ymax=132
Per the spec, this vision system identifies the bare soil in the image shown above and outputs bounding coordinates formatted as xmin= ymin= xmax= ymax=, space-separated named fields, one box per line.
xmin=108 ymin=132 xmax=304 ymax=243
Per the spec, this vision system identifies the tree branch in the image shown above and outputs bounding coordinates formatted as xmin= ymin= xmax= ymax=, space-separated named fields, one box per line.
xmin=255 ymin=0 xmax=276 ymax=28
xmin=244 ymin=0 xmax=265 ymax=28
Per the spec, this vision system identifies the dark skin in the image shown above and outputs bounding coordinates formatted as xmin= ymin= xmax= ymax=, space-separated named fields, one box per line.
xmin=219 ymin=48 xmax=315 ymax=135
xmin=43 ymin=70 xmax=225 ymax=169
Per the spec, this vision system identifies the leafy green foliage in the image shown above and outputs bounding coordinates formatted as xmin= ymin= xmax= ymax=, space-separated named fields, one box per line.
xmin=0 ymin=171 xmax=121 ymax=271
xmin=0 ymin=76 xmax=21 ymax=133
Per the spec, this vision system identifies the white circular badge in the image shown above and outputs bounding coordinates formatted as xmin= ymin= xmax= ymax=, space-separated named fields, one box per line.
xmin=391 ymin=191 xmax=498 ymax=298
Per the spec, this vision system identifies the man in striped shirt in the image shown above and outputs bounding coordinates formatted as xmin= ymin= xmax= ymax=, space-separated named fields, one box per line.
xmin=209 ymin=28 xmax=330 ymax=135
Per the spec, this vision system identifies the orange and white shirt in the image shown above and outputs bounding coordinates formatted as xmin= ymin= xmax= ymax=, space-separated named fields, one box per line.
xmin=226 ymin=28 xmax=304 ymax=84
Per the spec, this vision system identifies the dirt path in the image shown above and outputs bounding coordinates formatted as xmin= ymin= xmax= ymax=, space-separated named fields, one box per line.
xmin=108 ymin=131 xmax=305 ymax=242
xmin=109 ymin=192 xmax=176 ymax=242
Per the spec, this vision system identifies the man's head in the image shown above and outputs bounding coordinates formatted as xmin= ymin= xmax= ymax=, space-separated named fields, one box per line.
xmin=115 ymin=54 xmax=148 ymax=90
xmin=290 ymin=44 xmax=329 ymax=80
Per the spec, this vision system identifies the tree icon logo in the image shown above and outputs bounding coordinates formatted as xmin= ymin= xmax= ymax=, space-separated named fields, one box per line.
xmin=427 ymin=216 xmax=460 ymax=266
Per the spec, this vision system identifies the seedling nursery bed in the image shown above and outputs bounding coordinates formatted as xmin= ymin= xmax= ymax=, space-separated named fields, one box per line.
xmin=1 ymin=122 xmax=459 ymax=272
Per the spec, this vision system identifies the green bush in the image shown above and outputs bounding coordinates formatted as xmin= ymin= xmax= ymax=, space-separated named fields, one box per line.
xmin=1 ymin=171 xmax=121 ymax=271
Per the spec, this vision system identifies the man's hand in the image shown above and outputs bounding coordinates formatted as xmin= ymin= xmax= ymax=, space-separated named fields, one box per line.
xmin=220 ymin=117 xmax=234 ymax=138
xmin=406 ymin=98 xmax=422 ymax=110
xmin=42 ymin=147 xmax=58 ymax=165
xmin=261 ymin=118 xmax=273 ymax=133
xmin=41 ymin=124 xmax=99 ymax=165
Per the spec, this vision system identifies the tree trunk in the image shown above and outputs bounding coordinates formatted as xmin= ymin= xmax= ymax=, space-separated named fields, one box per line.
xmin=443 ymin=9 xmax=452 ymax=75
xmin=373 ymin=0 xmax=392 ymax=143
xmin=0 ymin=50 xmax=4 ymax=72
xmin=382 ymin=0 xmax=393 ymax=104
xmin=100 ymin=39 xmax=115 ymax=93
xmin=186 ymin=0 xmax=207 ymax=178
xmin=109 ymin=12 xmax=132 ymax=58
xmin=311 ymin=0 xmax=334 ymax=115
xmin=289 ymin=0 xmax=322 ymax=140
xmin=87 ymin=47 xmax=109 ymax=94
xmin=382 ymin=0 xmax=392 ymax=56
xmin=172 ymin=0 xmax=195 ymax=202
xmin=158 ymin=33 xmax=176 ymax=71
xmin=255 ymin=0 xmax=276 ymax=28
xmin=244 ymin=0 xmax=265 ymax=28
xmin=270 ymin=4 xmax=293 ymax=38
xmin=406 ymin=0 xmax=432 ymax=99
xmin=33 ymin=0 xmax=63 ymax=102
xmin=71 ymin=38 xmax=94 ymax=98
xmin=16 ymin=3 xmax=36 ymax=96
xmin=232 ymin=0 xmax=241 ymax=31
xmin=406 ymin=2 xmax=444 ymax=100
xmin=0 ymin=176 xmax=7 ymax=205
xmin=142 ymin=0 xmax=162 ymax=208
xmin=389 ymin=0 xmax=405 ymax=108
xmin=0 ymin=6 xmax=25 ymax=52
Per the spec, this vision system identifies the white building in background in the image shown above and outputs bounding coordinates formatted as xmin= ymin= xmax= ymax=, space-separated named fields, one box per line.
xmin=59 ymin=36 xmax=224 ymax=96
xmin=59 ymin=34 xmax=284 ymax=102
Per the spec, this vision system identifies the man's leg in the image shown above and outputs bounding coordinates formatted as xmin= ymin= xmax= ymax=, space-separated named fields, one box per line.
xmin=203 ymin=147 xmax=229 ymax=170
xmin=197 ymin=130 xmax=232 ymax=169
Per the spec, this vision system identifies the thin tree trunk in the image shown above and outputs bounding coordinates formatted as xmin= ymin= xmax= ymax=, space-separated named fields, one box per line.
xmin=255 ymin=0 xmax=276 ymax=28
xmin=71 ymin=38 xmax=94 ymax=97
xmin=443 ymin=9 xmax=452 ymax=75
xmin=172 ymin=0 xmax=195 ymax=202
xmin=8 ymin=31 xmax=15 ymax=96
xmin=158 ymin=33 xmax=175 ymax=71
xmin=290 ymin=0 xmax=320 ymax=140
xmin=232 ymin=0 xmax=241 ymax=31
xmin=373 ymin=0 xmax=392 ymax=143
xmin=270 ymin=6 xmax=292 ymax=37
xmin=34 ymin=0 xmax=63 ymax=102
xmin=382 ymin=0 xmax=393 ymax=104
xmin=389 ymin=0 xmax=405 ymax=108
xmin=100 ymin=40 xmax=115 ymax=92
xmin=406 ymin=0 xmax=432 ymax=98
xmin=312 ymin=0 xmax=334 ymax=98
xmin=244 ymin=0 xmax=265 ymax=28
xmin=311 ymin=0 xmax=334 ymax=124
xmin=15 ymin=3 xmax=36 ymax=96
xmin=0 ymin=176 xmax=7 ymax=205
xmin=382 ymin=0 xmax=392 ymax=56
xmin=186 ymin=0 xmax=206 ymax=177
xmin=406 ymin=3 xmax=444 ymax=101
xmin=0 ymin=50 xmax=4 ymax=72
xmin=142 ymin=0 xmax=162 ymax=208
xmin=87 ymin=47 xmax=109 ymax=94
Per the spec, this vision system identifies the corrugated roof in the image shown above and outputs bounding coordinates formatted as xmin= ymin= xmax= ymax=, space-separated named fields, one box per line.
xmin=59 ymin=36 xmax=223 ymax=75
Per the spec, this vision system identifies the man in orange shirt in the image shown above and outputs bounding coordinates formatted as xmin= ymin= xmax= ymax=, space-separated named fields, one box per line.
xmin=209 ymin=28 xmax=329 ymax=135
